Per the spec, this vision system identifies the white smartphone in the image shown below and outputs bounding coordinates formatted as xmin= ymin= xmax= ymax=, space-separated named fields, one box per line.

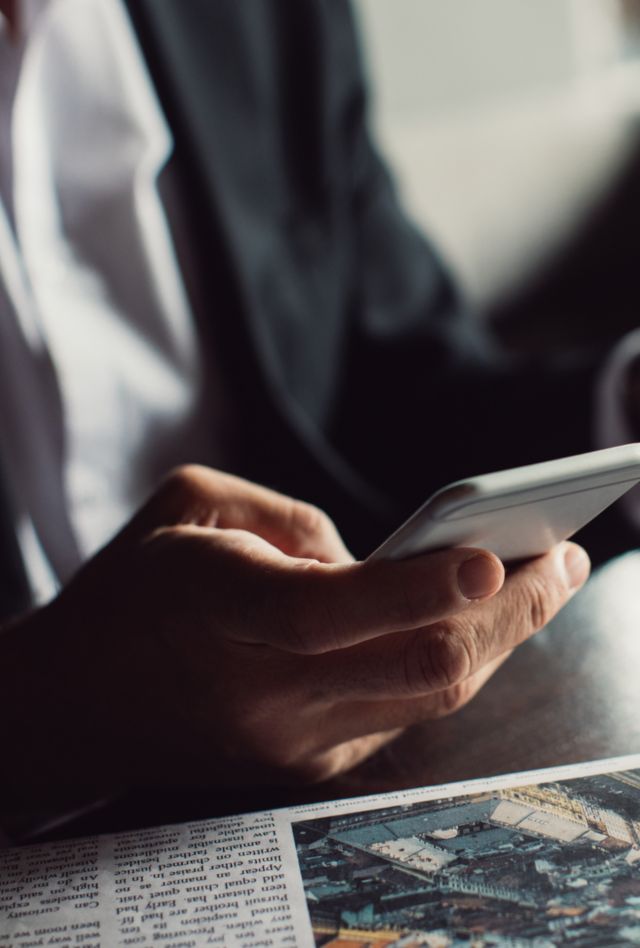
xmin=368 ymin=443 xmax=640 ymax=563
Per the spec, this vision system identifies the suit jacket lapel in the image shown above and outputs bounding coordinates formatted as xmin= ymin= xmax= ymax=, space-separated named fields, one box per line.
xmin=125 ymin=1 xmax=337 ymax=422
xmin=124 ymin=0 xmax=396 ymax=551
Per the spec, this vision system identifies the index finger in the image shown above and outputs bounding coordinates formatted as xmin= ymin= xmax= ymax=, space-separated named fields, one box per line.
xmin=127 ymin=465 xmax=353 ymax=563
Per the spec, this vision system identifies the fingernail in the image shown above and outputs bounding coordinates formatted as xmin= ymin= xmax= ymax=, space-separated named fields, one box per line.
xmin=564 ymin=543 xmax=590 ymax=590
xmin=458 ymin=553 xmax=501 ymax=600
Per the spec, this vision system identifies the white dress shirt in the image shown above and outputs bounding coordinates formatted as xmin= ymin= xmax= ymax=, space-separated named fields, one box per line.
xmin=0 ymin=0 xmax=218 ymax=603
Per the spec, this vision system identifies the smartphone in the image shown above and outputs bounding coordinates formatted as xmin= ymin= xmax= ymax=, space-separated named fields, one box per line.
xmin=368 ymin=443 xmax=640 ymax=563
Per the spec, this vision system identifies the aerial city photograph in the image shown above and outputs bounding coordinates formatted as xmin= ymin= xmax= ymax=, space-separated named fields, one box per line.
xmin=293 ymin=769 xmax=640 ymax=947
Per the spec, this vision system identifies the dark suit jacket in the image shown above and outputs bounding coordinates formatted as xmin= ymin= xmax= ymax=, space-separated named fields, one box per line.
xmin=0 ymin=0 xmax=617 ymax=620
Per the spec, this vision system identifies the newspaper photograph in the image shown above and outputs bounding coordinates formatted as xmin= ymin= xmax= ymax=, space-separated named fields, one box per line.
xmin=2 ymin=755 xmax=640 ymax=946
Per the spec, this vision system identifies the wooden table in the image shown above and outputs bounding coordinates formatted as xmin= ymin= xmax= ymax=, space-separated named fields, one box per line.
xmin=34 ymin=551 xmax=640 ymax=842
xmin=337 ymin=549 xmax=640 ymax=796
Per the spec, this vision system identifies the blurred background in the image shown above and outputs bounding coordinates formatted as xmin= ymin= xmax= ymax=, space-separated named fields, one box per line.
xmin=354 ymin=0 xmax=640 ymax=348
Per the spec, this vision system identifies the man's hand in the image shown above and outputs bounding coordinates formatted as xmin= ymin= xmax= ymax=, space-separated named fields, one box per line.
xmin=1 ymin=466 xmax=590 ymax=809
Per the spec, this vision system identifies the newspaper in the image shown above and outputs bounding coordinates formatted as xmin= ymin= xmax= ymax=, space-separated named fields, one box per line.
xmin=3 ymin=754 xmax=640 ymax=946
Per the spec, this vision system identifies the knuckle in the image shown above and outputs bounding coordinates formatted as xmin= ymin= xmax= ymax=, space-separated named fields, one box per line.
xmin=428 ymin=630 xmax=474 ymax=690
xmin=163 ymin=464 xmax=206 ymax=505
xmin=402 ymin=624 xmax=474 ymax=695
xmin=290 ymin=500 xmax=334 ymax=541
xmin=521 ymin=572 xmax=557 ymax=631
xmin=165 ymin=463 xmax=202 ymax=489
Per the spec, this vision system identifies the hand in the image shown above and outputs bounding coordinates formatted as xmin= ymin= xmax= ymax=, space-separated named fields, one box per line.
xmin=1 ymin=466 xmax=590 ymax=811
